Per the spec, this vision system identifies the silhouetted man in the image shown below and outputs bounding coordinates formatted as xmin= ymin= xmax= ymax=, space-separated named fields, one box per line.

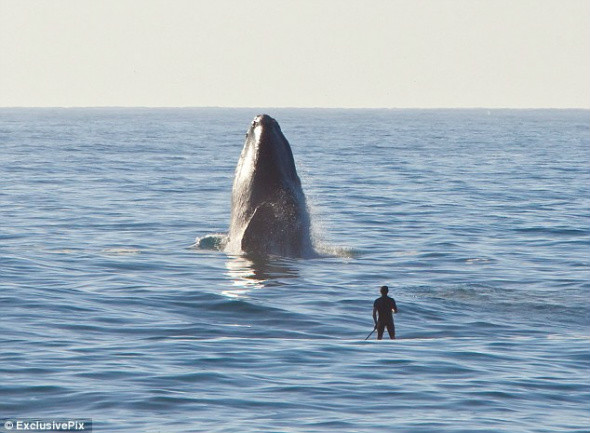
xmin=373 ymin=285 xmax=398 ymax=339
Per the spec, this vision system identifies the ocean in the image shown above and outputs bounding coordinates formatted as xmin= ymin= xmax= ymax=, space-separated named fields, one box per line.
xmin=1 ymin=108 xmax=589 ymax=432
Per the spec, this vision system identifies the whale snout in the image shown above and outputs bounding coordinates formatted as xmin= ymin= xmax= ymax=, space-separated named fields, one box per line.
xmin=251 ymin=114 xmax=277 ymax=129
xmin=248 ymin=114 xmax=283 ymax=149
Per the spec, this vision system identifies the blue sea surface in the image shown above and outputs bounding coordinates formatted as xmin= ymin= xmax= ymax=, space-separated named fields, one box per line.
xmin=1 ymin=108 xmax=589 ymax=432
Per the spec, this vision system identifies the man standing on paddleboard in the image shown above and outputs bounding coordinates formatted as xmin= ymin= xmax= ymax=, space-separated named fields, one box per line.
xmin=373 ymin=286 xmax=398 ymax=339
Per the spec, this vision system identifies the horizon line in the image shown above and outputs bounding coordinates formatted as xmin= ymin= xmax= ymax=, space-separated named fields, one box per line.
xmin=1 ymin=105 xmax=589 ymax=110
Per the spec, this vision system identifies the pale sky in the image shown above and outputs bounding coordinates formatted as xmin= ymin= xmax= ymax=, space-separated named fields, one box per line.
xmin=1 ymin=0 xmax=589 ymax=108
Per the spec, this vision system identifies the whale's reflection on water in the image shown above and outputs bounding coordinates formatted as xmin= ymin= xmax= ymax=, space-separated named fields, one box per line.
xmin=222 ymin=255 xmax=299 ymax=299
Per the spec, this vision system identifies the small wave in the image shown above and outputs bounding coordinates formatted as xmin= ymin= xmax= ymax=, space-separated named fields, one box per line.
xmin=193 ymin=233 xmax=228 ymax=251
xmin=513 ymin=226 xmax=589 ymax=237
xmin=465 ymin=257 xmax=493 ymax=265
xmin=314 ymin=243 xmax=361 ymax=258
xmin=101 ymin=247 xmax=141 ymax=256
xmin=193 ymin=233 xmax=358 ymax=259
xmin=47 ymin=248 xmax=83 ymax=254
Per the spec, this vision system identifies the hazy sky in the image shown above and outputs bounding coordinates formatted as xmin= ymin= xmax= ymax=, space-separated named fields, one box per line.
xmin=1 ymin=0 xmax=588 ymax=108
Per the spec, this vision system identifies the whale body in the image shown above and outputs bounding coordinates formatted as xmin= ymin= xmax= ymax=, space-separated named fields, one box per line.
xmin=225 ymin=114 xmax=314 ymax=258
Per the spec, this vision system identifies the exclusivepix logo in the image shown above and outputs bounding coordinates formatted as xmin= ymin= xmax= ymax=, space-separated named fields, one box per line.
xmin=2 ymin=419 xmax=91 ymax=432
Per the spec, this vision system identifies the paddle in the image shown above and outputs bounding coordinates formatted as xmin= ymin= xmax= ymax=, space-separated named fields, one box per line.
xmin=364 ymin=325 xmax=377 ymax=341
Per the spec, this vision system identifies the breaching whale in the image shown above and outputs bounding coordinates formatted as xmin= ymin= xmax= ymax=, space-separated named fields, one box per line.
xmin=224 ymin=114 xmax=314 ymax=258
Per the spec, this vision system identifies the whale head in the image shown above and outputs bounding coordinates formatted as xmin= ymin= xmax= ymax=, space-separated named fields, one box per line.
xmin=226 ymin=114 xmax=313 ymax=257
xmin=237 ymin=114 xmax=299 ymax=191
